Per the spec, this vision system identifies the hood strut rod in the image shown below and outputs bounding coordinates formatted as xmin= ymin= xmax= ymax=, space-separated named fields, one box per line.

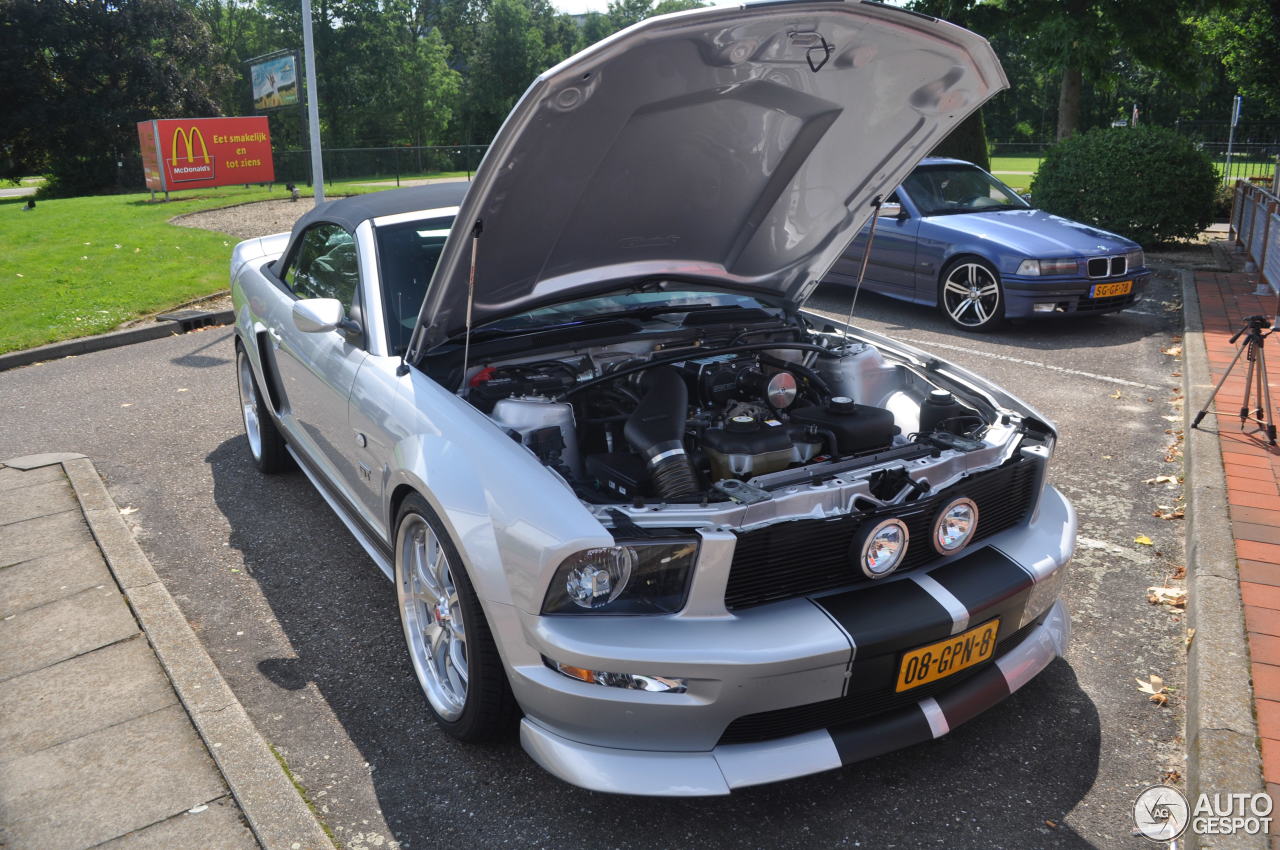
xmin=461 ymin=218 xmax=483 ymax=387
xmin=842 ymin=194 xmax=884 ymax=333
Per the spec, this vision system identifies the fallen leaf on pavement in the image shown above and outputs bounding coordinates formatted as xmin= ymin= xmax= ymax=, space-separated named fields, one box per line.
xmin=1110 ymin=389 xmax=1123 ymax=399
xmin=1148 ymin=586 xmax=1187 ymax=608
xmin=1137 ymin=675 xmax=1169 ymax=705
xmin=1186 ymin=628 xmax=1196 ymax=649
xmin=1144 ymin=475 xmax=1179 ymax=486
xmin=1162 ymin=344 xmax=1184 ymax=357
xmin=1153 ymin=506 xmax=1185 ymax=520
xmin=1135 ymin=535 xmax=1154 ymax=545
xmin=119 ymin=506 xmax=138 ymax=515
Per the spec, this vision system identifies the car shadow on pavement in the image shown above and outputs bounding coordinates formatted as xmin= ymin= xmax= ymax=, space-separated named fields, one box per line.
xmin=207 ymin=437 xmax=1104 ymax=849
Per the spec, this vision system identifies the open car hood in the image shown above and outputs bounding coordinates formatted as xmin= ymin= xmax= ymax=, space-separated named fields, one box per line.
xmin=409 ymin=1 xmax=1006 ymax=356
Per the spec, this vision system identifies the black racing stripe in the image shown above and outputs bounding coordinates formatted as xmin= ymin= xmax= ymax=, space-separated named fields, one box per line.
xmin=928 ymin=547 xmax=1033 ymax=614
xmin=934 ymin=660 xmax=1012 ymax=730
xmin=813 ymin=579 xmax=953 ymax=657
xmin=830 ymin=704 xmax=934 ymax=765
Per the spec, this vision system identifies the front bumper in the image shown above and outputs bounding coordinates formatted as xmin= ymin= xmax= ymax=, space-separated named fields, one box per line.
xmin=521 ymin=600 xmax=1070 ymax=795
xmin=1002 ymin=270 xmax=1152 ymax=318
xmin=490 ymin=485 xmax=1075 ymax=794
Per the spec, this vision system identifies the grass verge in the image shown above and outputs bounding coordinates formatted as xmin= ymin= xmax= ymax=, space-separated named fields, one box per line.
xmin=0 ymin=180 xmax=395 ymax=354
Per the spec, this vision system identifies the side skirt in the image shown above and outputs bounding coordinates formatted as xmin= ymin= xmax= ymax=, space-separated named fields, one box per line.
xmin=286 ymin=445 xmax=395 ymax=581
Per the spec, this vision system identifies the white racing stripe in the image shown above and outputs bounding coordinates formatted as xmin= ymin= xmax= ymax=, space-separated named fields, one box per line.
xmin=919 ymin=697 xmax=950 ymax=738
xmin=912 ymin=574 xmax=970 ymax=634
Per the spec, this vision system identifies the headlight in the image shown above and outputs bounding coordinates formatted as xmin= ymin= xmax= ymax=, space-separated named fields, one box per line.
xmin=1016 ymin=258 xmax=1077 ymax=276
xmin=856 ymin=518 xmax=909 ymax=579
xmin=542 ymin=538 xmax=699 ymax=614
xmin=1124 ymin=249 xmax=1144 ymax=271
xmin=932 ymin=497 xmax=979 ymax=554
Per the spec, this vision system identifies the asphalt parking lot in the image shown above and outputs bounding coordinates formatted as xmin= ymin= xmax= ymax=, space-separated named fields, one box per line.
xmin=0 ymin=272 xmax=1189 ymax=849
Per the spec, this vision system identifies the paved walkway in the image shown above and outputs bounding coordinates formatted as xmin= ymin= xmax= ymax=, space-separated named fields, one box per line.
xmin=1194 ymin=268 xmax=1280 ymax=808
xmin=0 ymin=454 xmax=330 ymax=849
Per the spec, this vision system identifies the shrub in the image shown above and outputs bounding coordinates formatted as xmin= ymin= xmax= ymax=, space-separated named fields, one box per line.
xmin=1030 ymin=126 xmax=1217 ymax=246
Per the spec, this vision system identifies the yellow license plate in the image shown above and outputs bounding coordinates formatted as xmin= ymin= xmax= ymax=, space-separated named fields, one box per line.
xmin=1090 ymin=279 xmax=1133 ymax=299
xmin=895 ymin=619 xmax=1000 ymax=692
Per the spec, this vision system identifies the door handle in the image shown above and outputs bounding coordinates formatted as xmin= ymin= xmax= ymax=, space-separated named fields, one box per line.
xmin=267 ymin=327 xmax=283 ymax=348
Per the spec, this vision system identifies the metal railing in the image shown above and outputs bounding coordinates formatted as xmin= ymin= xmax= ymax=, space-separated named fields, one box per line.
xmin=1231 ymin=180 xmax=1280 ymax=294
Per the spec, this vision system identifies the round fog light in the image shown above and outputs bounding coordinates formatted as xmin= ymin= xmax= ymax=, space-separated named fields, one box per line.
xmin=858 ymin=518 xmax=909 ymax=579
xmin=933 ymin=497 xmax=978 ymax=554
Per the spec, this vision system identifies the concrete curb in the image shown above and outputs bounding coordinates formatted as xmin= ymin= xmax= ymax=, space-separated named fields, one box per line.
xmin=1 ymin=453 xmax=334 ymax=850
xmin=1180 ymin=267 xmax=1268 ymax=850
xmin=0 ymin=309 xmax=234 ymax=373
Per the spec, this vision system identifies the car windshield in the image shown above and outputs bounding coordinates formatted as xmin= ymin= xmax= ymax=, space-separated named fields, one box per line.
xmin=482 ymin=289 xmax=772 ymax=333
xmin=903 ymin=164 xmax=1029 ymax=216
xmin=375 ymin=215 xmax=453 ymax=354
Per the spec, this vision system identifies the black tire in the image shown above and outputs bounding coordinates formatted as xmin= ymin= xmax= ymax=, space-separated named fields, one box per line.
xmin=394 ymin=493 xmax=518 ymax=742
xmin=235 ymin=343 xmax=289 ymax=473
xmin=938 ymin=257 xmax=1006 ymax=332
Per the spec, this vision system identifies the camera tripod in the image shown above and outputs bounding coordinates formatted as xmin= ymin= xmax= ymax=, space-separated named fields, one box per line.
xmin=1191 ymin=314 xmax=1278 ymax=446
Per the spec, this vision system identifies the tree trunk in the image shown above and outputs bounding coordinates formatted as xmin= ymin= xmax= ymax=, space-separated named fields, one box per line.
xmin=1057 ymin=65 xmax=1082 ymax=140
xmin=930 ymin=109 xmax=991 ymax=172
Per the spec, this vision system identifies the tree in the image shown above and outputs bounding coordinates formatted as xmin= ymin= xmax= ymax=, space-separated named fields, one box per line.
xmin=462 ymin=0 xmax=549 ymax=143
xmin=1000 ymin=0 xmax=1201 ymax=140
xmin=1196 ymin=0 xmax=1280 ymax=111
xmin=0 ymin=0 xmax=230 ymax=195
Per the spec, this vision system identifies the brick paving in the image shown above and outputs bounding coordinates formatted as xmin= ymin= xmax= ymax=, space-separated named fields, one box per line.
xmin=1195 ymin=268 xmax=1280 ymax=807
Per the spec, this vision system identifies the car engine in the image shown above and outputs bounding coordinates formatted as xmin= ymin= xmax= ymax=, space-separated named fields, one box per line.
xmin=463 ymin=330 xmax=988 ymax=506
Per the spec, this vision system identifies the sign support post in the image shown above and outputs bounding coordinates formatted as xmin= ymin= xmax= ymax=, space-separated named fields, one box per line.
xmin=301 ymin=0 xmax=325 ymax=203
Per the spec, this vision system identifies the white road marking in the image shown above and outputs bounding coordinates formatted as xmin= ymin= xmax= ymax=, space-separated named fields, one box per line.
xmin=895 ymin=338 xmax=1166 ymax=391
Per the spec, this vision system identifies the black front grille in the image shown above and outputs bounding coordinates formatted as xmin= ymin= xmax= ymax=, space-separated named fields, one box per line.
xmin=717 ymin=614 xmax=1045 ymax=745
xmin=723 ymin=457 xmax=1039 ymax=610
xmin=1087 ymin=256 xmax=1127 ymax=278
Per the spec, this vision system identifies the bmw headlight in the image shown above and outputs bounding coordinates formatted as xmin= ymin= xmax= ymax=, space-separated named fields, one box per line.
xmin=542 ymin=538 xmax=699 ymax=614
xmin=1124 ymin=248 xmax=1144 ymax=271
xmin=1016 ymin=258 xmax=1078 ymax=276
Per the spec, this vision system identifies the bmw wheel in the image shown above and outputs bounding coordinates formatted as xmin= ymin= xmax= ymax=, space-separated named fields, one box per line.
xmin=939 ymin=258 xmax=1005 ymax=332
xmin=394 ymin=494 xmax=517 ymax=741
xmin=235 ymin=344 xmax=289 ymax=473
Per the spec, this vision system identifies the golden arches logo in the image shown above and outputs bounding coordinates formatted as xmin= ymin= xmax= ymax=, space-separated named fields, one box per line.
xmin=169 ymin=126 xmax=211 ymax=165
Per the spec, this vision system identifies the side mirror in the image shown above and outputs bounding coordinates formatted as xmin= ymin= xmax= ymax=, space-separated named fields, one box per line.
xmin=879 ymin=202 xmax=906 ymax=220
xmin=293 ymin=298 xmax=359 ymax=335
xmin=1018 ymin=191 xmax=1033 ymax=205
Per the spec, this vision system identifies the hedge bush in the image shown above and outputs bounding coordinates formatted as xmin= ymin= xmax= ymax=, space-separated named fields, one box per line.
xmin=1030 ymin=126 xmax=1217 ymax=246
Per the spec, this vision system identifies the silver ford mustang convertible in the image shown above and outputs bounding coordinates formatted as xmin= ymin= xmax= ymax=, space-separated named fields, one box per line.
xmin=230 ymin=1 xmax=1075 ymax=796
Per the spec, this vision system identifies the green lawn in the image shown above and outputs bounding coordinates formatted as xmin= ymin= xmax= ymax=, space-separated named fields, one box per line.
xmin=988 ymin=155 xmax=1042 ymax=191
xmin=0 ymin=179 xmax=415 ymax=354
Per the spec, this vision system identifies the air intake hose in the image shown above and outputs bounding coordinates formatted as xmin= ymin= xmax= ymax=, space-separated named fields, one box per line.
xmin=623 ymin=366 xmax=699 ymax=500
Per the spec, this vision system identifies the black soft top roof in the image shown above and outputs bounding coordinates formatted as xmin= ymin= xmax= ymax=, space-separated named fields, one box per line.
xmin=291 ymin=181 xmax=469 ymax=237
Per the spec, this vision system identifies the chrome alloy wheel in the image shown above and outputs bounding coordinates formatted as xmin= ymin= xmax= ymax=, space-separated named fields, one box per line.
xmin=941 ymin=262 xmax=1002 ymax=329
xmin=396 ymin=514 xmax=469 ymax=720
xmin=236 ymin=350 xmax=263 ymax=461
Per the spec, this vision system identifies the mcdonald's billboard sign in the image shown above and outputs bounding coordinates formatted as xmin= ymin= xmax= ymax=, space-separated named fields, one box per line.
xmin=137 ymin=117 xmax=274 ymax=192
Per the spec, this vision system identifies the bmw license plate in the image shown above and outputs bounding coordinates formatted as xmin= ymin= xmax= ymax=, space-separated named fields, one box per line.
xmin=895 ymin=619 xmax=1000 ymax=692
xmin=1090 ymin=279 xmax=1133 ymax=299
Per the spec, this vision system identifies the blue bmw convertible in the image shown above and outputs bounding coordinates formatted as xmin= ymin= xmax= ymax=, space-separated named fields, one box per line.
xmin=825 ymin=158 xmax=1151 ymax=331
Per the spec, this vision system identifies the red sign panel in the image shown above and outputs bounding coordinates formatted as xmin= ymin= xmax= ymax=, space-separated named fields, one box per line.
xmin=136 ymin=116 xmax=274 ymax=192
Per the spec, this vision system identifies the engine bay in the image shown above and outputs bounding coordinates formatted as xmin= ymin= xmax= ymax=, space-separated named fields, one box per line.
xmin=461 ymin=323 xmax=1010 ymax=506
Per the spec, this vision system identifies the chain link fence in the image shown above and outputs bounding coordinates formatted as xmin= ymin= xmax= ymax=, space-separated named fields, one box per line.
xmin=272 ymin=145 xmax=489 ymax=186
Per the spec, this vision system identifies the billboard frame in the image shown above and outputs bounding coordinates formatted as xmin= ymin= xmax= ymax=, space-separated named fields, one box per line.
xmin=246 ymin=49 xmax=301 ymax=113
